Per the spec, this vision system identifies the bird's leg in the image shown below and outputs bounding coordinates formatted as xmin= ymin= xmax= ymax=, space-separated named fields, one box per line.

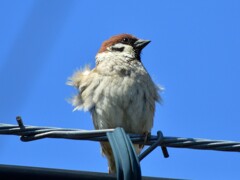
xmin=139 ymin=131 xmax=151 ymax=149
xmin=143 ymin=131 xmax=151 ymax=145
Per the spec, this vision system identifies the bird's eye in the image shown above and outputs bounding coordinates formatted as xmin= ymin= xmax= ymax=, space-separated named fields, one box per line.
xmin=122 ymin=38 xmax=130 ymax=43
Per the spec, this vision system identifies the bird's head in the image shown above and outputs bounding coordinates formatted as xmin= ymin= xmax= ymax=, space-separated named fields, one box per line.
xmin=96 ymin=34 xmax=151 ymax=64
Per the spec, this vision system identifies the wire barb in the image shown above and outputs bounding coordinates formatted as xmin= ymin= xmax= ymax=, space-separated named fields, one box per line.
xmin=16 ymin=116 xmax=24 ymax=129
xmin=139 ymin=131 xmax=169 ymax=161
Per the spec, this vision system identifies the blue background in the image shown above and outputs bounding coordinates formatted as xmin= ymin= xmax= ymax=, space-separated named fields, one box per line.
xmin=0 ymin=0 xmax=240 ymax=179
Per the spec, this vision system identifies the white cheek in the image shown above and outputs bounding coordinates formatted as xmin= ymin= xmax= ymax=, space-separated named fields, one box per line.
xmin=122 ymin=45 xmax=135 ymax=58
xmin=123 ymin=45 xmax=134 ymax=54
xmin=111 ymin=43 xmax=123 ymax=49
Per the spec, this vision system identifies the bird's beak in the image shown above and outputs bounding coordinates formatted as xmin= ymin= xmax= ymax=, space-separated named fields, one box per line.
xmin=134 ymin=39 xmax=151 ymax=50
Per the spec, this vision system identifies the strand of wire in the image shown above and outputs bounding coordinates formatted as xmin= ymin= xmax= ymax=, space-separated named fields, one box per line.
xmin=1 ymin=123 xmax=240 ymax=152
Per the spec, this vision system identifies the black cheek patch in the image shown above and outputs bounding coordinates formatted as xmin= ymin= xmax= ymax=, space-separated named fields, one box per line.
xmin=111 ymin=47 xmax=124 ymax=52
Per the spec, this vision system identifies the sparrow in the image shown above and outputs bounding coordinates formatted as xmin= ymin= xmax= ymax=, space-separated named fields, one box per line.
xmin=67 ymin=34 xmax=161 ymax=173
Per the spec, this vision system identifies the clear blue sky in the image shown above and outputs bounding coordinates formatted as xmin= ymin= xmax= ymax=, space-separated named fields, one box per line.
xmin=0 ymin=0 xmax=240 ymax=179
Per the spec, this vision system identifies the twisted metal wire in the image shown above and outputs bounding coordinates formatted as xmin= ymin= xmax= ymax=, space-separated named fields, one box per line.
xmin=1 ymin=120 xmax=240 ymax=153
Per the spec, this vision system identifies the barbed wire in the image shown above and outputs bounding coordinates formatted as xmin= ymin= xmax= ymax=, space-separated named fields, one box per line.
xmin=1 ymin=117 xmax=240 ymax=155
xmin=2 ymin=117 xmax=239 ymax=180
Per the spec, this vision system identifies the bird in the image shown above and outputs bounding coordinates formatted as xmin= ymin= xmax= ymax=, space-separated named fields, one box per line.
xmin=67 ymin=34 xmax=161 ymax=173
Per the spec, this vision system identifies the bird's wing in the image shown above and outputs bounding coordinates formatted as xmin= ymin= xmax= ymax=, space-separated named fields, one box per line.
xmin=67 ymin=66 xmax=100 ymax=111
